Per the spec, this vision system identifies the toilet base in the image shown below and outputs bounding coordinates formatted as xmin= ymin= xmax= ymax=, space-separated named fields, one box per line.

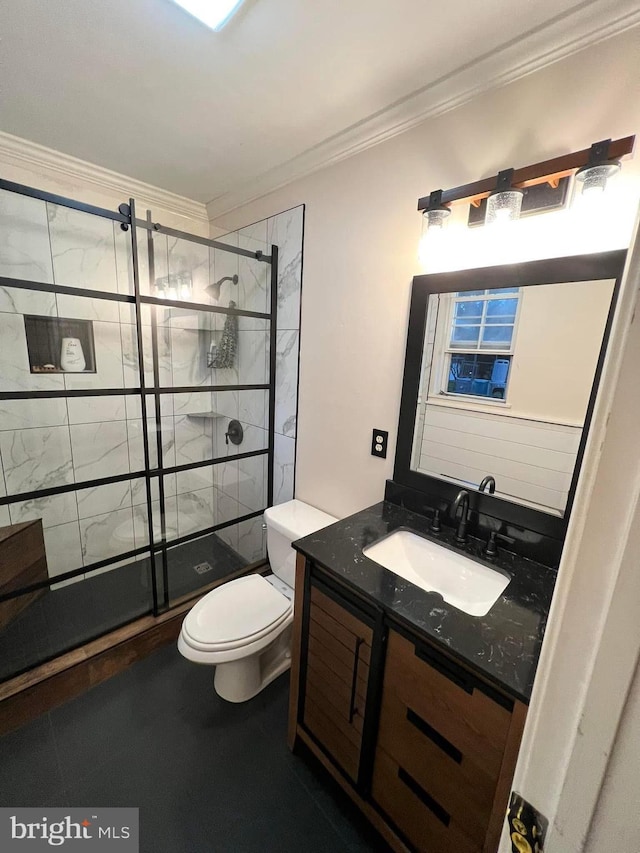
xmin=213 ymin=624 xmax=293 ymax=703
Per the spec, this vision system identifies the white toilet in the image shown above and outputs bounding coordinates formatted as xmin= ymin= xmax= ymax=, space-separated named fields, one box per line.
xmin=177 ymin=499 xmax=337 ymax=703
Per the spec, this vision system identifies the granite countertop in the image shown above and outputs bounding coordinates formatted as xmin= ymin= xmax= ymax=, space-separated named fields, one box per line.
xmin=293 ymin=501 xmax=557 ymax=704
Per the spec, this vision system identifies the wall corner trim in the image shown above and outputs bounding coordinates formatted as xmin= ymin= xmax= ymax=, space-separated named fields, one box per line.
xmin=0 ymin=130 xmax=209 ymax=226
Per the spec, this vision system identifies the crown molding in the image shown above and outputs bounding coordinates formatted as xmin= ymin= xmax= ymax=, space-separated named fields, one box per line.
xmin=0 ymin=131 xmax=209 ymax=226
xmin=207 ymin=0 xmax=640 ymax=221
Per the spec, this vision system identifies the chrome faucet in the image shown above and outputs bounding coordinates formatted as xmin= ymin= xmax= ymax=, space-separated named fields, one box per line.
xmin=450 ymin=489 xmax=470 ymax=544
xmin=479 ymin=475 xmax=496 ymax=494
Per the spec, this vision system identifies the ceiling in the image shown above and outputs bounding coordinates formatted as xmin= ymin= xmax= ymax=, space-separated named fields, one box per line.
xmin=0 ymin=0 xmax=638 ymax=216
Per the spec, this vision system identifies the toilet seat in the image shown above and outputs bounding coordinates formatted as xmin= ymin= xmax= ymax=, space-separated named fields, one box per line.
xmin=177 ymin=501 xmax=339 ymax=702
xmin=181 ymin=574 xmax=292 ymax=653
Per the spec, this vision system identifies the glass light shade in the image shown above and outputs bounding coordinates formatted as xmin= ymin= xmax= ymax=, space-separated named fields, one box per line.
xmin=576 ymin=162 xmax=621 ymax=194
xmin=485 ymin=189 xmax=524 ymax=224
xmin=422 ymin=207 xmax=451 ymax=234
xmin=154 ymin=271 xmax=193 ymax=301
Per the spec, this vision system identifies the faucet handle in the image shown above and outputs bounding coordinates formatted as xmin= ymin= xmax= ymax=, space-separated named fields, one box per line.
xmin=485 ymin=531 xmax=516 ymax=559
xmin=423 ymin=508 xmax=442 ymax=535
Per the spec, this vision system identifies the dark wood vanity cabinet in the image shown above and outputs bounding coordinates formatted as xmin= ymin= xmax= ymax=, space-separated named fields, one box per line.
xmin=302 ymin=583 xmax=373 ymax=783
xmin=289 ymin=555 xmax=528 ymax=853
xmin=372 ymin=629 xmax=526 ymax=852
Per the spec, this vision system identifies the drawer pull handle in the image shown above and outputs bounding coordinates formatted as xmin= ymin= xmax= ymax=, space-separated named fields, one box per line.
xmin=398 ymin=767 xmax=451 ymax=827
xmin=349 ymin=638 xmax=364 ymax=724
xmin=406 ymin=708 xmax=463 ymax=764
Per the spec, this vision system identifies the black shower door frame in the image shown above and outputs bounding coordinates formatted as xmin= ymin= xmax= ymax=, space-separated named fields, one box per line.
xmin=0 ymin=178 xmax=278 ymax=619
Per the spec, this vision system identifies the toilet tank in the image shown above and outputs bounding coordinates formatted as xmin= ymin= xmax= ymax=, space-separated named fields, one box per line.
xmin=263 ymin=500 xmax=337 ymax=589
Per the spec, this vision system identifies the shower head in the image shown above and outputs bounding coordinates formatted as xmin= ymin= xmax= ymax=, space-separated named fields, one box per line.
xmin=206 ymin=274 xmax=239 ymax=301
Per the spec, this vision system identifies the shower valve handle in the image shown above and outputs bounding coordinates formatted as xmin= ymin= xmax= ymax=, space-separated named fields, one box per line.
xmin=225 ymin=419 xmax=244 ymax=446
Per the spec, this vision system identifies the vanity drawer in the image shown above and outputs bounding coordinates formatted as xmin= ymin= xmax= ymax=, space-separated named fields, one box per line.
xmin=382 ymin=630 xmax=512 ymax=779
xmin=302 ymin=584 xmax=373 ymax=782
xmin=376 ymin=690 xmax=496 ymax=847
xmin=372 ymin=747 xmax=481 ymax=853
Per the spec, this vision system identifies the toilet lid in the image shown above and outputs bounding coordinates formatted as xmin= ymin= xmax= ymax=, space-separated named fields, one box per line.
xmin=183 ymin=575 xmax=291 ymax=648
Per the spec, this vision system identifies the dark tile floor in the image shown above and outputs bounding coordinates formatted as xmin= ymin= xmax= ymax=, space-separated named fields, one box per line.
xmin=0 ymin=533 xmax=246 ymax=684
xmin=0 ymin=644 xmax=385 ymax=852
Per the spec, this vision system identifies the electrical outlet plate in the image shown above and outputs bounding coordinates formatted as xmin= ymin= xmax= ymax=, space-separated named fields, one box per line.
xmin=371 ymin=429 xmax=389 ymax=459
xmin=507 ymin=792 xmax=548 ymax=853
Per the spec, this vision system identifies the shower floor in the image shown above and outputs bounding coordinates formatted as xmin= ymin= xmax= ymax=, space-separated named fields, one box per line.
xmin=0 ymin=533 xmax=248 ymax=685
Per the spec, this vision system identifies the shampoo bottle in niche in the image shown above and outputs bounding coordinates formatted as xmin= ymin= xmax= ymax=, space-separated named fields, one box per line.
xmin=60 ymin=337 xmax=86 ymax=372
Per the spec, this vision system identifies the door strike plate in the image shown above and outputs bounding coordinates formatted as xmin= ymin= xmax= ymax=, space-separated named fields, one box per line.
xmin=507 ymin=792 xmax=548 ymax=852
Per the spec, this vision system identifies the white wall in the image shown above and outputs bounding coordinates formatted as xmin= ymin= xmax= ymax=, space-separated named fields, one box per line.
xmin=210 ymin=26 xmax=640 ymax=520
xmin=585 ymin=654 xmax=640 ymax=852
xmin=509 ymin=280 xmax=614 ymax=424
xmin=518 ymin=249 xmax=640 ymax=852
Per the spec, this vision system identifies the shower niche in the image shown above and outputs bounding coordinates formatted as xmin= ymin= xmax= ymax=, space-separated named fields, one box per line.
xmin=24 ymin=315 xmax=96 ymax=374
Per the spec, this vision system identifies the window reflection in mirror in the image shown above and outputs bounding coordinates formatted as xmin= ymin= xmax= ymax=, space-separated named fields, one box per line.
xmin=439 ymin=288 xmax=520 ymax=402
xmin=411 ymin=278 xmax=616 ymax=516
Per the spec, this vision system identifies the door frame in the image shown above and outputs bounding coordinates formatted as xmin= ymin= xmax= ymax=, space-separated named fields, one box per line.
xmin=500 ymin=209 xmax=640 ymax=851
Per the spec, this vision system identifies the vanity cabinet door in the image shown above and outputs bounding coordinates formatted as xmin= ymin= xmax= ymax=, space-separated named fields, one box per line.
xmin=372 ymin=629 xmax=523 ymax=853
xmin=302 ymin=583 xmax=373 ymax=783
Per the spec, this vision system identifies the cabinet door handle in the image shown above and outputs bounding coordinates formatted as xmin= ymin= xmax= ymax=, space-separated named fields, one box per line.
xmin=349 ymin=638 xmax=364 ymax=724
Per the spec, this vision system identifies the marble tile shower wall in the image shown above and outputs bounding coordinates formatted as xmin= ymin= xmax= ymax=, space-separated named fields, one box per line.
xmin=0 ymin=188 xmax=280 ymax=584
xmin=214 ymin=206 xmax=304 ymax=530
xmin=268 ymin=208 xmax=303 ymax=507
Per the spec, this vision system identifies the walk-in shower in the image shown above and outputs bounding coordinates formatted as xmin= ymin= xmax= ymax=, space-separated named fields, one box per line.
xmin=0 ymin=177 xmax=286 ymax=684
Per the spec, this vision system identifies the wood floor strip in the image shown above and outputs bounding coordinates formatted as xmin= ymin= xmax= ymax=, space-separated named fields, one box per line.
xmin=0 ymin=565 xmax=267 ymax=735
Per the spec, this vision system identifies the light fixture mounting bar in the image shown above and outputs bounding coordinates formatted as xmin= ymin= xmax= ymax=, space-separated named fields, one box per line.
xmin=417 ymin=135 xmax=635 ymax=211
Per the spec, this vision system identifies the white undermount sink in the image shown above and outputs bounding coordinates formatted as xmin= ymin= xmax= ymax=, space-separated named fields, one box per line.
xmin=363 ymin=529 xmax=510 ymax=617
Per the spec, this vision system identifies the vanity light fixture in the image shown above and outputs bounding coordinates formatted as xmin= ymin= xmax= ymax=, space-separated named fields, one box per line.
xmin=575 ymin=139 xmax=621 ymax=195
xmin=169 ymin=0 xmax=245 ymax=31
xmin=417 ymin=135 xmax=635 ymax=223
xmin=422 ymin=189 xmax=451 ymax=234
xmin=485 ymin=169 xmax=524 ymax=224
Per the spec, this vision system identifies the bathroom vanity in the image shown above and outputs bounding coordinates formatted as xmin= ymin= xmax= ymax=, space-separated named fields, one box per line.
xmin=288 ymin=501 xmax=556 ymax=853
xmin=286 ymin=250 xmax=624 ymax=851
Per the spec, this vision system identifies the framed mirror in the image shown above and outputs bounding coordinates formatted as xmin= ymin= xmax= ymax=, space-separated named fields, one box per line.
xmin=394 ymin=250 xmax=627 ymax=532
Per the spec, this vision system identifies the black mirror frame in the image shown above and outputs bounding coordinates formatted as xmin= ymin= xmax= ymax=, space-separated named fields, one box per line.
xmin=393 ymin=249 xmax=627 ymax=540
